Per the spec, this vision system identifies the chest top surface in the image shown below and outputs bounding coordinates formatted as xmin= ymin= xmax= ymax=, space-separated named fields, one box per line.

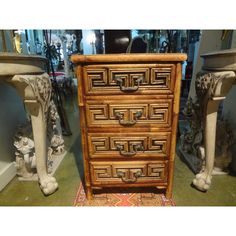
xmin=70 ymin=53 xmax=187 ymax=64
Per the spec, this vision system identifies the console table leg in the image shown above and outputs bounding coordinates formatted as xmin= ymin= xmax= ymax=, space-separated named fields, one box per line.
xmin=192 ymin=71 xmax=236 ymax=192
xmin=11 ymin=73 xmax=58 ymax=195
xmin=192 ymin=99 xmax=220 ymax=191
xmin=31 ymin=114 xmax=58 ymax=195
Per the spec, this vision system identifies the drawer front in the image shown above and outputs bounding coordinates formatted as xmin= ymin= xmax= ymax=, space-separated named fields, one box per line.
xmin=90 ymin=160 xmax=168 ymax=185
xmin=87 ymin=132 xmax=171 ymax=159
xmin=86 ymin=99 xmax=172 ymax=128
xmin=83 ymin=64 xmax=175 ymax=95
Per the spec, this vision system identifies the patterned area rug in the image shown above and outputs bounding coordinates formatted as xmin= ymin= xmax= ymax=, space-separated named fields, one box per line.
xmin=73 ymin=183 xmax=175 ymax=206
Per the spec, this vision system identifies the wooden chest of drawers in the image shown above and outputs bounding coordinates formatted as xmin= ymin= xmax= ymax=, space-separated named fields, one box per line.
xmin=71 ymin=53 xmax=187 ymax=199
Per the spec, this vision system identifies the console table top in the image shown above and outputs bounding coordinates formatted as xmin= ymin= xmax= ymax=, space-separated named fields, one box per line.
xmin=0 ymin=52 xmax=47 ymax=61
xmin=201 ymin=49 xmax=236 ymax=71
xmin=201 ymin=49 xmax=236 ymax=58
xmin=0 ymin=53 xmax=47 ymax=77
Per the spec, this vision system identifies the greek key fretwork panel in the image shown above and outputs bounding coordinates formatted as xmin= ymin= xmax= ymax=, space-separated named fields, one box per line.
xmin=84 ymin=65 xmax=175 ymax=94
xmin=147 ymin=163 xmax=166 ymax=179
xmin=149 ymin=102 xmax=172 ymax=124
xmin=86 ymin=104 xmax=109 ymax=121
xmin=86 ymin=100 xmax=172 ymax=127
xmin=88 ymin=133 xmax=171 ymax=158
xmin=91 ymin=164 xmax=112 ymax=180
xmin=85 ymin=69 xmax=107 ymax=91
xmin=89 ymin=137 xmax=110 ymax=155
xmin=151 ymin=67 xmax=173 ymax=90
xmin=148 ymin=136 xmax=168 ymax=154
xmin=109 ymin=104 xmax=148 ymax=121
xmin=90 ymin=161 xmax=167 ymax=184
xmin=109 ymin=69 xmax=149 ymax=86
xmin=110 ymin=137 xmax=147 ymax=153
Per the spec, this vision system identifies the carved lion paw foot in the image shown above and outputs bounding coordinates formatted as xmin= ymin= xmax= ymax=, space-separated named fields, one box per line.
xmin=192 ymin=172 xmax=212 ymax=192
xmin=39 ymin=176 xmax=58 ymax=195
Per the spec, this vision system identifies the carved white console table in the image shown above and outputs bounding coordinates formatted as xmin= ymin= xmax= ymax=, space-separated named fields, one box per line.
xmin=0 ymin=53 xmax=58 ymax=195
xmin=192 ymin=49 xmax=236 ymax=191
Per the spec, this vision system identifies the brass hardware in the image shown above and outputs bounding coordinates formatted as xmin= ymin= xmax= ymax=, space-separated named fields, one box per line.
xmin=116 ymin=143 xmax=144 ymax=156
xmin=117 ymin=170 xmax=142 ymax=183
xmin=115 ymin=110 xmax=142 ymax=126
xmin=114 ymin=75 xmax=143 ymax=92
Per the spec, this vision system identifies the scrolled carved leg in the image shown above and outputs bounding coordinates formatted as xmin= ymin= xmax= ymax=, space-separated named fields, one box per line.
xmin=30 ymin=114 xmax=58 ymax=195
xmin=11 ymin=73 xmax=58 ymax=195
xmin=47 ymin=100 xmax=65 ymax=155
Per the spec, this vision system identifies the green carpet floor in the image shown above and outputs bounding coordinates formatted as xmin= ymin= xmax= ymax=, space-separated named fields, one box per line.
xmin=0 ymin=98 xmax=236 ymax=206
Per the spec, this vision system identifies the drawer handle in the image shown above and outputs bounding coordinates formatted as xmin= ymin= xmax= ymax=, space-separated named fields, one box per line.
xmin=115 ymin=110 xmax=142 ymax=126
xmin=116 ymin=144 xmax=144 ymax=156
xmin=117 ymin=170 xmax=142 ymax=183
xmin=114 ymin=75 xmax=143 ymax=92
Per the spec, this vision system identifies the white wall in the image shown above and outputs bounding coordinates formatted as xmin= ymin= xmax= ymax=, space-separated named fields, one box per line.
xmin=0 ymin=83 xmax=27 ymax=191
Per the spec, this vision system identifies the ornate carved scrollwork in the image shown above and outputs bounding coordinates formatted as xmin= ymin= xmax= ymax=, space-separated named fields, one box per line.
xmin=195 ymin=72 xmax=217 ymax=97
xmin=195 ymin=71 xmax=235 ymax=99
xmin=13 ymin=73 xmax=52 ymax=122
xmin=47 ymin=100 xmax=65 ymax=155
xmin=14 ymin=99 xmax=65 ymax=180
xmin=179 ymin=97 xmax=203 ymax=169
xmin=11 ymin=73 xmax=65 ymax=195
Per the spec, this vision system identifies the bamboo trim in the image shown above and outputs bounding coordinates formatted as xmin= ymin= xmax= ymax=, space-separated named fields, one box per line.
xmin=77 ymin=65 xmax=93 ymax=199
xmin=76 ymin=65 xmax=84 ymax=106
xmin=166 ymin=62 xmax=182 ymax=199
